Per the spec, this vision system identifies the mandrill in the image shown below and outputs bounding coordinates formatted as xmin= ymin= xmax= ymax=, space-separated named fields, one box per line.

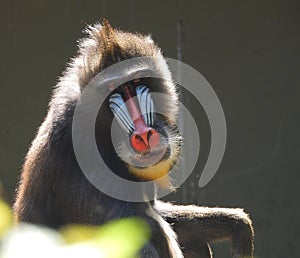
xmin=14 ymin=20 xmax=254 ymax=258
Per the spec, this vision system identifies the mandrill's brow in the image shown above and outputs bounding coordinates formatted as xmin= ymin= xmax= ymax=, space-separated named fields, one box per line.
xmin=92 ymin=62 xmax=163 ymax=92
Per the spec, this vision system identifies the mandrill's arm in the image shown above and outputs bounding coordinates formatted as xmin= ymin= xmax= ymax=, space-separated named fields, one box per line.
xmin=155 ymin=200 xmax=254 ymax=258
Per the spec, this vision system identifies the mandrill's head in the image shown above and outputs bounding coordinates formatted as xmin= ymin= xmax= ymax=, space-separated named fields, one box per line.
xmin=68 ymin=20 xmax=181 ymax=189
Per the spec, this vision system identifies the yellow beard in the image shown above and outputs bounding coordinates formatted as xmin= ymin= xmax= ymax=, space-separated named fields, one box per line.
xmin=128 ymin=159 xmax=174 ymax=189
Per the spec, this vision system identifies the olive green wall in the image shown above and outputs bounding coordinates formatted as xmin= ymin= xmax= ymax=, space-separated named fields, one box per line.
xmin=1 ymin=1 xmax=299 ymax=257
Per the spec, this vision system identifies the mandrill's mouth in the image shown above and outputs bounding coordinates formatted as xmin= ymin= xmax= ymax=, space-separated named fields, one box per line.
xmin=128 ymin=145 xmax=169 ymax=168
xmin=116 ymin=140 xmax=170 ymax=168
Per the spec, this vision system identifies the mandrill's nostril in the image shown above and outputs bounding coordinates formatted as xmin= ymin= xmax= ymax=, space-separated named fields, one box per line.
xmin=135 ymin=135 xmax=144 ymax=142
xmin=130 ymin=128 xmax=160 ymax=154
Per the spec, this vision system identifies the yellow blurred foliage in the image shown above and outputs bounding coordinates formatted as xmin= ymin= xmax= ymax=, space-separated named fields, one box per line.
xmin=61 ymin=217 xmax=150 ymax=258
xmin=61 ymin=224 xmax=99 ymax=244
xmin=0 ymin=199 xmax=12 ymax=237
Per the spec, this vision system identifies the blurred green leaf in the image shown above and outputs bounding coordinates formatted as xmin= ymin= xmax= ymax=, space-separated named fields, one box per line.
xmin=0 ymin=199 xmax=12 ymax=237
xmin=61 ymin=217 xmax=151 ymax=258
xmin=61 ymin=224 xmax=99 ymax=244
xmin=94 ymin=217 xmax=150 ymax=257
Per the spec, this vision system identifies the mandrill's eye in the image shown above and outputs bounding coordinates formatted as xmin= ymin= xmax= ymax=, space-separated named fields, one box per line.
xmin=108 ymin=84 xmax=155 ymax=133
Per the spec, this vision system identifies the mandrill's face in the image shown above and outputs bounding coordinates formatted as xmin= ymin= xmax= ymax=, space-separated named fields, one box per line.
xmin=105 ymin=77 xmax=181 ymax=189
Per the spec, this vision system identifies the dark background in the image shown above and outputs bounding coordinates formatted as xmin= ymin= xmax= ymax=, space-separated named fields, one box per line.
xmin=1 ymin=1 xmax=299 ymax=257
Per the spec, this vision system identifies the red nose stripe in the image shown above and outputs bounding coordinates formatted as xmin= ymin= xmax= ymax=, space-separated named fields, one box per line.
xmin=124 ymin=86 xmax=147 ymax=131
xmin=124 ymin=86 xmax=159 ymax=153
